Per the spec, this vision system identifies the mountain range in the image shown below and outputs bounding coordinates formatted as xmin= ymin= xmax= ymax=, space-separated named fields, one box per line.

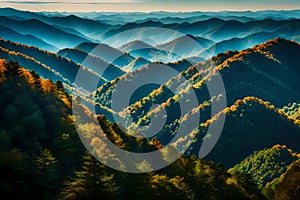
xmin=1 ymin=8 xmax=299 ymax=61
xmin=0 ymin=7 xmax=300 ymax=200
xmin=94 ymin=38 xmax=300 ymax=168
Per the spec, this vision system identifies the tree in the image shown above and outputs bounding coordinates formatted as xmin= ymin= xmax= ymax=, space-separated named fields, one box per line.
xmin=59 ymin=152 xmax=119 ymax=200
xmin=150 ymin=174 xmax=195 ymax=200
xmin=34 ymin=148 xmax=57 ymax=171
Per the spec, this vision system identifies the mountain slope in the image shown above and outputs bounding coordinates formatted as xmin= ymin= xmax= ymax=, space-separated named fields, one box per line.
xmin=0 ymin=8 xmax=111 ymax=40
xmin=122 ymin=38 xmax=300 ymax=134
xmin=95 ymin=59 xmax=193 ymax=109
xmin=201 ymin=31 xmax=279 ymax=57
xmin=94 ymin=39 xmax=300 ymax=169
xmin=58 ymin=48 xmax=125 ymax=81
xmin=0 ymin=16 xmax=91 ymax=49
xmin=0 ymin=25 xmax=58 ymax=52
xmin=98 ymin=18 xmax=300 ymax=52
xmin=189 ymin=97 xmax=300 ymax=168
xmin=157 ymin=34 xmax=214 ymax=58
xmin=0 ymin=45 xmax=66 ymax=83
xmin=120 ymin=40 xmax=181 ymax=62
xmin=228 ymin=145 xmax=300 ymax=188
xmin=281 ymin=102 xmax=300 ymax=120
xmin=202 ymin=19 xmax=300 ymax=42
xmin=123 ymin=57 xmax=151 ymax=72
xmin=0 ymin=39 xmax=105 ymax=89
xmin=100 ymin=20 xmax=165 ymax=42
xmin=0 ymin=60 xmax=84 ymax=199
xmin=263 ymin=159 xmax=300 ymax=200
xmin=37 ymin=15 xmax=111 ymax=39
xmin=75 ymin=42 xmax=135 ymax=68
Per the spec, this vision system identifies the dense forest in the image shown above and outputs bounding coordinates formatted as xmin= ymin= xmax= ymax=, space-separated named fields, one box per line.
xmin=0 ymin=8 xmax=299 ymax=199
xmin=0 ymin=59 xmax=299 ymax=199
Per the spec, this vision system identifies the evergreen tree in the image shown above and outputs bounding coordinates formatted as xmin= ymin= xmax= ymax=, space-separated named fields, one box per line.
xmin=59 ymin=152 xmax=119 ymax=200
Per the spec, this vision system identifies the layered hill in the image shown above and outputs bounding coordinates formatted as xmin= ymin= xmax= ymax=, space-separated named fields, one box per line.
xmin=0 ymin=39 xmax=105 ymax=90
xmin=123 ymin=57 xmax=151 ymax=72
xmin=1 ymin=8 xmax=300 ymax=199
xmin=95 ymin=59 xmax=194 ymax=108
xmin=75 ymin=42 xmax=135 ymax=68
xmin=201 ymin=31 xmax=278 ymax=57
xmin=58 ymin=48 xmax=125 ymax=81
xmin=94 ymin=39 xmax=300 ymax=169
xmin=118 ymin=38 xmax=300 ymax=131
xmin=35 ymin=14 xmax=111 ymax=39
xmin=99 ymin=18 xmax=300 ymax=45
xmin=120 ymin=40 xmax=181 ymax=62
xmin=263 ymin=159 xmax=300 ymax=200
xmin=0 ymin=16 xmax=91 ymax=49
xmin=0 ymin=25 xmax=58 ymax=52
xmin=157 ymin=34 xmax=214 ymax=58
xmin=228 ymin=145 xmax=300 ymax=188
xmin=1 ymin=8 xmax=300 ymax=64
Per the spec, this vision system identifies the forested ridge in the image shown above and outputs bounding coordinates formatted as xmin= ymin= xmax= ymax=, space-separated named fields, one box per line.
xmin=0 ymin=56 xmax=299 ymax=199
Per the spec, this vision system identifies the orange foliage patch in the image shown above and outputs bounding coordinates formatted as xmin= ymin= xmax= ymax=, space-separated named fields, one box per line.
xmin=0 ymin=59 xmax=7 ymax=83
xmin=40 ymin=79 xmax=55 ymax=93
xmin=19 ymin=68 xmax=36 ymax=87
xmin=152 ymin=138 xmax=163 ymax=150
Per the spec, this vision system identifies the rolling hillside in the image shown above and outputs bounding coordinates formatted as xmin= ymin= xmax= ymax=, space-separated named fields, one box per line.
xmin=201 ymin=31 xmax=278 ymax=57
xmin=94 ymin=39 xmax=300 ymax=169
xmin=0 ymin=39 xmax=105 ymax=89
xmin=58 ymin=48 xmax=125 ymax=81
xmin=119 ymin=38 xmax=300 ymax=133
xmin=120 ymin=40 xmax=181 ymax=62
xmin=156 ymin=34 xmax=213 ymax=58
xmin=1 ymin=7 xmax=300 ymax=200
xmin=263 ymin=159 xmax=300 ymax=200
xmin=0 ymin=25 xmax=58 ymax=52
xmin=75 ymin=42 xmax=136 ymax=68
xmin=0 ymin=16 xmax=91 ymax=49
xmin=229 ymin=145 xmax=300 ymax=188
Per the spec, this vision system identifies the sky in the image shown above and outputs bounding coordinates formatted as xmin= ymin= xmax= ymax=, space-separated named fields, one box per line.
xmin=0 ymin=0 xmax=300 ymax=12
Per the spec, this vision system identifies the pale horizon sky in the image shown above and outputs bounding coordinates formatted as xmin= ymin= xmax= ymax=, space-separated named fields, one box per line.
xmin=0 ymin=0 xmax=300 ymax=12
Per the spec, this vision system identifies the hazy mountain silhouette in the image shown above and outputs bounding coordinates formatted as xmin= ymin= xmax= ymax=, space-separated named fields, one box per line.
xmin=58 ymin=48 xmax=125 ymax=81
xmin=75 ymin=42 xmax=135 ymax=68
xmin=157 ymin=34 xmax=213 ymax=58
xmin=37 ymin=15 xmax=111 ymax=40
xmin=201 ymin=31 xmax=279 ymax=57
xmin=123 ymin=57 xmax=151 ymax=71
xmin=203 ymin=19 xmax=300 ymax=42
xmin=0 ymin=39 xmax=105 ymax=89
xmin=0 ymin=16 xmax=91 ymax=49
xmin=0 ymin=25 xmax=58 ymax=52
xmin=120 ymin=40 xmax=181 ymax=62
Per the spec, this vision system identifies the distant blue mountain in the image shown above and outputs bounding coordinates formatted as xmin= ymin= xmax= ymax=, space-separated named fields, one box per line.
xmin=0 ymin=25 xmax=58 ymax=52
xmin=156 ymin=34 xmax=213 ymax=58
xmin=75 ymin=42 xmax=135 ymax=68
xmin=120 ymin=40 xmax=181 ymax=63
xmin=0 ymin=38 xmax=105 ymax=89
xmin=58 ymin=48 xmax=125 ymax=81
xmin=0 ymin=16 xmax=91 ymax=49
xmin=201 ymin=31 xmax=279 ymax=57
